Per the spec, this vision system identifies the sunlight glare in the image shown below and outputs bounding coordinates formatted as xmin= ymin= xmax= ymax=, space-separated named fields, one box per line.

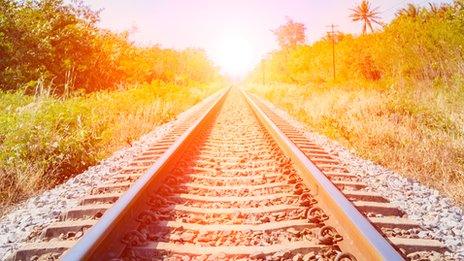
xmin=209 ymin=33 xmax=257 ymax=78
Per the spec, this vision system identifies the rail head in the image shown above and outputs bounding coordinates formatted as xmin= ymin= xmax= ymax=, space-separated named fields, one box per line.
xmin=242 ymin=90 xmax=404 ymax=261
xmin=61 ymin=88 xmax=230 ymax=260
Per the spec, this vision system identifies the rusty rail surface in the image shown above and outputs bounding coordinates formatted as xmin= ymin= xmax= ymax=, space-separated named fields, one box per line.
xmin=63 ymin=88 xmax=400 ymax=260
xmin=242 ymin=90 xmax=403 ymax=260
xmin=60 ymin=89 xmax=230 ymax=260
xmin=9 ymin=87 xmax=447 ymax=261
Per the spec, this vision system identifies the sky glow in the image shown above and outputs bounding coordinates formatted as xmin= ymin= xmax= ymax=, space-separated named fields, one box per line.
xmin=85 ymin=0 xmax=452 ymax=77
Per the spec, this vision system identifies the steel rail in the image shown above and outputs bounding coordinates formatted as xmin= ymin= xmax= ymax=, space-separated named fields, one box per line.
xmin=61 ymin=88 xmax=230 ymax=260
xmin=60 ymin=87 xmax=404 ymax=260
xmin=242 ymin=90 xmax=404 ymax=261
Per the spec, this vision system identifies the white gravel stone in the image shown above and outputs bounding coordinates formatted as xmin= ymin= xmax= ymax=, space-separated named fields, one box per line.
xmin=255 ymin=95 xmax=464 ymax=260
xmin=2 ymin=90 xmax=461 ymax=260
xmin=0 ymin=91 xmax=220 ymax=259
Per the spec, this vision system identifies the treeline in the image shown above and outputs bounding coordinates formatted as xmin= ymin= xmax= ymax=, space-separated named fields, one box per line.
xmin=0 ymin=0 xmax=222 ymax=209
xmin=0 ymin=0 xmax=219 ymax=94
xmin=247 ymin=1 xmax=464 ymax=204
xmin=249 ymin=1 xmax=464 ymax=87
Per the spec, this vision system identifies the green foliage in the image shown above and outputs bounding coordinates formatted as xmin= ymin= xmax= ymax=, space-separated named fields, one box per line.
xmin=0 ymin=0 xmax=219 ymax=94
xmin=0 ymin=0 xmax=222 ymax=211
xmin=0 ymin=82 xmax=220 ymax=209
xmin=249 ymin=1 xmax=464 ymax=86
xmin=248 ymin=82 xmax=464 ymax=204
xmin=247 ymin=1 xmax=464 ymax=203
xmin=272 ymin=18 xmax=306 ymax=49
xmin=350 ymin=0 xmax=383 ymax=34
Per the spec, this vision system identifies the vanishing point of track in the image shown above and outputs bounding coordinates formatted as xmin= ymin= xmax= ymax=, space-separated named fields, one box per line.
xmin=11 ymin=88 xmax=446 ymax=261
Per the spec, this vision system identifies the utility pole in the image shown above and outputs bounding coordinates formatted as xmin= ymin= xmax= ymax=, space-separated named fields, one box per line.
xmin=327 ymin=24 xmax=338 ymax=81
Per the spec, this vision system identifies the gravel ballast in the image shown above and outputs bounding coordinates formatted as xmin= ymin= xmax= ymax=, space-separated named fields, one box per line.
xmin=0 ymin=92 xmax=219 ymax=259
xmin=1 ymin=90 xmax=463 ymax=259
xmin=255 ymin=95 xmax=464 ymax=259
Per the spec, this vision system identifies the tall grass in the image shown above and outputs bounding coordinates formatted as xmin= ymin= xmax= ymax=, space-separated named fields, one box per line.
xmin=0 ymin=82 xmax=220 ymax=212
xmin=247 ymin=2 xmax=464 ymax=204
xmin=249 ymin=2 xmax=464 ymax=86
xmin=248 ymin=82 xmax=464 ymax=205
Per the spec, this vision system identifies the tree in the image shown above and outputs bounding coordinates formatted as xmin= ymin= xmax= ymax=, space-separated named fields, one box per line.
xmin=350 ymin=0 xmax=383 ymax=34
xmin=273 ymin=18 xmax=306 ymax=49
xmin=428 ymin=3 xmax=451 ymax=17
xmin=396 ymin=3 xmax=420 ymax=18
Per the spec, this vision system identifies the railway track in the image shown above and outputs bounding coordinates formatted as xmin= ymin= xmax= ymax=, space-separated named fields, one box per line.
xmin=9 ymin=88 xmax=448 ymax=260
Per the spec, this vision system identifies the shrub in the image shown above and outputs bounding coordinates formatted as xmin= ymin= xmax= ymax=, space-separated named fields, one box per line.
xmin=0 ymin=0 xmax=219 ymax=93
xmin=248 ymin=82 xmax=464 ymax=205
xmin=248 ymin=2 xmax=464 ymax=86
xmin=0 ymin=82 xmax=220 ymax=211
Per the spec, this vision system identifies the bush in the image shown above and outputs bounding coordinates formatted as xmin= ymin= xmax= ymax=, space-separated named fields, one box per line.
xmin=0 ymin=82 xmax=220 ymax=211
xmin=0 ymin=0 xmax=219 ymax=93
xmin=248 ymin=82 xmax=464 ymax=205
xmin=248 ymin=1 xmax=464 ymax=86
xmin=246 ymin=3 xmax=464 ymax=204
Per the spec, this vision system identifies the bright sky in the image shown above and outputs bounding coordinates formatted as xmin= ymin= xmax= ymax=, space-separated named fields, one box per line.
xmin=85 ymin=0 xmax=452 ymax=77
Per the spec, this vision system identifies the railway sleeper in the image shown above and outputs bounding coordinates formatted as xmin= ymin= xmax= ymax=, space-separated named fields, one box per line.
xmin=369 ymin=216 xmax=421 ymax=230
xmin=128 ymin=159 xmax=158 ymax=167
xmin=134 ymin=154 xmax=162 ymax=161
xmin=280 ymin=130 xmax=301 ymax=135
xmin=301 ymin=148 xmax=332 ymax=154
xmin=389 ymin=237 xmax=447 ymax=254
xmin=322 ymin=171 xmax=353 ymax=177
xmin=147 ymin=219 xmax=318 ymax=232
xmin=149 ymin=141 xmax=173 ymax=147
xmin=7 ymin=241 xmax=74 ymax=261
xmin=353 ymin=201 xmax=404 ymax=216
xmin=317 ymin=163 xmax=348 ymax=170
xmin=120 ymin=165 xmax=150 ymax=173
xmin=327 ymin=175 xmax=360 ymax=183
xmin=79 ymin=192 xmax=122 ymax=205
xmin=64 ymin=203 xmax=111 ymax=220
xmin=141 ymin=150 xmax=165 ymax=156
xmin=343 ymin=190 xmax=388 ymax=202
xmin=168 ymin=192 xmax=296 ymax=203
xmin=309 ymin=159 xmax=341 ymax=165
xmin=306 ymin=154 xmax=336 ymax=161
xmin=181 ymin=181 xmax=287 ymax=191
xmin=143 ymin=146 xmax=170 ymax=154
xmin=91 ymin=181 xmax=131 ymax=194
xmin=186 ymin=172 xmax=281 ymax=181
xmin=299 ymin=145 xmax=323 ymax=150
xmin=190 ymin=165 xmax=279 ymax=173
xmin=41 ymin=219 xmax=97 ymax=239
xmin=158 ymin=204 xmax=303 ymax=215
xmin=124 ymin=241 xmax=326 ymax=258
xmin=333 ymin=180 xmax=367 ymax=190
xmin=112 ymin=173 xmax=142 ymax=182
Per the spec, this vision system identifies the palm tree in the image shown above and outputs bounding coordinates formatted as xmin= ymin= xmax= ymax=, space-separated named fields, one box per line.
xmin=350 ymin=0 xmax=383 ymax=34
xmin=429 ymin=3 xmax=439 ymax=14
xmin=428 ymin=2 xmax=450 ymax=16
xmin=396 ymin=3 xmax=420 ymax=18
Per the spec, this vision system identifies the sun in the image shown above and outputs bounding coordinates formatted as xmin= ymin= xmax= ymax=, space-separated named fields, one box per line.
xmin=209 ymin=34 xmax=256 ymax=78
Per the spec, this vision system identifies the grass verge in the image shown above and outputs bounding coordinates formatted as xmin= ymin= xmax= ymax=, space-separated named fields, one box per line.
xmin=248 ymin=82 xmax=464 ymax=205
xmin=0 ymin=82 xmax=220 ymax=214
